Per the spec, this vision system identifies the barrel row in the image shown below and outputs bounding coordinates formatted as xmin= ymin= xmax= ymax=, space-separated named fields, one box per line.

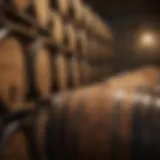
xmin=0 ymin=34 xmax=112 ymax=110
xmin=1 ymin=66 xmax=160 ymax=160
xmin=0 ymin=0 xmax=114 ymax=62
xmin=0 ymin=35 xmax=101 ymax=110
xmin=1 ymin=0 xmax=112 ymax=40
xmin=0 ymin=0 xmax=115 ymax=108
xmin=1 ymin=0 xmax=114 ymax=68
xmin=1 ymin=0 xmax=114 ymax=86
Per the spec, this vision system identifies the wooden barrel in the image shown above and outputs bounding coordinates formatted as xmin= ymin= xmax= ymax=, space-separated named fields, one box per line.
xmin=6 ymin=0 xmax=31 ymax=13
xmin=50 ymin=85 xmax=160 ymax=159
xmin=92 ymin=14 xmax=113 ymax=41
xmin=51 ymin=11 xmax=64 ymax=46
xmin=87 ymin=37 xmax=114 ymax=62
xmin=0 ymin=87 xmax=157 ymax=160
xmin=51 ymin=0 xmax=70 ymax=17
xmin=70 ymin=57 xmax=80 ymax=88
xmin=66 ymin=55 xmax=80 ymax=89
xmin=76 ymin=30 xmax=89 ymax=85
xmin=25 ymin=39 xmax=52 ymax=100
xmin=79 ymin=60 xmax=88 ymax=85
xmin=91 ymin=14 xmax=105 ymax=38
xmin=9 ymin=85 xmax=160 ymax=159
xmin=2 ymin=70 xmax=160 ymax=159
xmin=83 ymin=6 xmax=101 ymax=38
xmin=76 ymin=30 xmax=88 ymax=58
xmin=63 ymin=24 xmax=77 ymax=88
xmin=70 ymin=0 xmax=83 ymax=26
xmin=83 ymin=5 xmax=94 ymax=32
xmin=33 ymin=83 xmax=109 ymax=160
xmin=87 ymin=37 xmax=111 ymax=62
xmin=90 ymin=65 xmax=113 ymax=82
xmin=87 ymin=37 xmax=98 ymax=60
xmin=83 ymin=5 xmax=113 ymax=42
xmin=55 ymin=53 xmax=68 ymax=91
xmin=33 ymin=0 xmax=51 ymax=29
xmin=3 ymin=130 xmax=30 ymax=160
xmin=4 ymin=0 xmax=51 ymax=30
xmin=0 ymin=36 xmax=26 ymax=111
xmin=106 ymin=66 xmax=160 ymax=91
xmin=101 ymin=23 xmax=113 ymax=42
xmin=83 ymin=62 xmax=92 ymax=84
xmin=64 ymin=23 xmax=77 ymax=54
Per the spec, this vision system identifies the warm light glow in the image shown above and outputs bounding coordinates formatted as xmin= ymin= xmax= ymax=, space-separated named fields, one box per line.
xmin=138 ymin=31 xmax=158 ymax=49
xmin=134 ymin=28 xmax=160 ymax=57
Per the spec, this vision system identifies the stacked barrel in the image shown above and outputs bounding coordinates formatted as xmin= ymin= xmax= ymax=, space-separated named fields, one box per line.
xmin=81 ymin=4 xmax=114 ymax=83
xmin=0 ymin=0 xmax=114 ymax=109
xmin=0 ymin=1 xmax=160 ymax=160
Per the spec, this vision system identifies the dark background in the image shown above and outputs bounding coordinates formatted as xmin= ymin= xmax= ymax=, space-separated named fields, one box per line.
xmin=84 ymin=0 xmax=160 ymax=72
